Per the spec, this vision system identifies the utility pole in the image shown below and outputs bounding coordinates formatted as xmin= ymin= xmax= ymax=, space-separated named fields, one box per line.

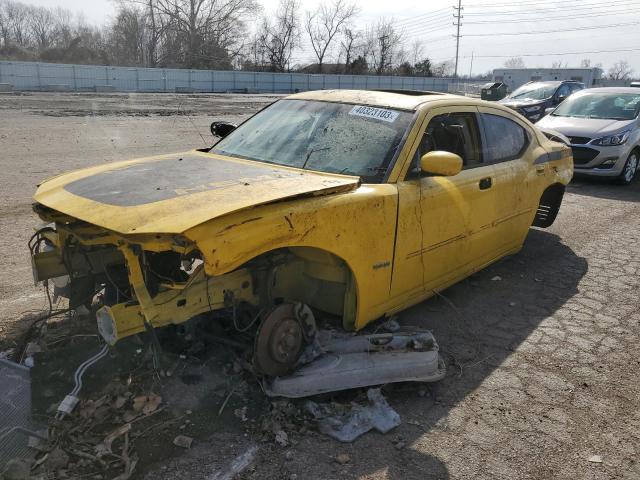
xmin=469 ymin=51 xmax=474 ymax=78
xmin=453 ymin=0 xmax=463 ymax=78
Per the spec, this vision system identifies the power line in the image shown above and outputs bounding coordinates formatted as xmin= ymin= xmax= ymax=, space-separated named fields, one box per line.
xmin=465 ymin=0 xmax=632 ymax=9
xmin=463 ymin=21 xmax=640 ymax=37
xmin=393 ymin=8 xmax=452 ymax=27
xmin=401 ymin=23 xmax=454 ymax=36
xmin=464 ymin=0 xmax=637 ymax=15
xmin=442 ymin=47 xmax=640 ymax=61
xmin=453 ymin=0 xmax=462 ymax=78
xmin=394 ymin=15 xmax=452 ymax=31
xmin=464 ymin=8 xmax=640 ymax=24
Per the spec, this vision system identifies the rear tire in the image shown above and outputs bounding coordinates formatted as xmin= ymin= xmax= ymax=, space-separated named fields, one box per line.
xmin=616 ymin=151 xmax=638 ymax=185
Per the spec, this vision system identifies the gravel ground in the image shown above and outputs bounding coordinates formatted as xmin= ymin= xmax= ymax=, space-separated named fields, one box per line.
xmin=0 ymin=92 xmax=638 ymax=480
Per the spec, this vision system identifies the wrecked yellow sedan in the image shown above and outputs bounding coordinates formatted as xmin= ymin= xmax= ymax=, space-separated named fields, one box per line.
xmin=30 ymin=90 xmax=572 ymax=396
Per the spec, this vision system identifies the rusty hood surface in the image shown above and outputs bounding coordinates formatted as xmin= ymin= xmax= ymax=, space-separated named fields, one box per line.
xmin=33 ymin=151 xmax=360 ymax=234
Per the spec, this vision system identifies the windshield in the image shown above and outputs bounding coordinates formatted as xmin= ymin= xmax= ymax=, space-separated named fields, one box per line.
xmin=210 ymin=99 xmax=413 ymax=182
xmin=552 ymin=92 xmax=640 ymax=120
xmin=509 ymin=83 xmax=557 ymax=101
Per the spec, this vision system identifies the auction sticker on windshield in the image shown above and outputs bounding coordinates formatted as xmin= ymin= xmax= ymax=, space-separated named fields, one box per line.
xmin=349 ymin=105 xmax=400 ymax=123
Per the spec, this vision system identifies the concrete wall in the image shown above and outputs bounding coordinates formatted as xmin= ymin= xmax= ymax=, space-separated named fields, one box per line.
xmin=0 ymin=60 xmax=456 ymax=94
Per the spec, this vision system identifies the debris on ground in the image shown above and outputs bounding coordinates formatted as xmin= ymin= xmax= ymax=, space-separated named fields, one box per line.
xmin=381 ymin=316 xmax=401 ymax=332
xmin=491 ymin=276 xmax=502 ymax=281
xmin=588 ymin=455 xmax=603 ymax=463
xmin=1 ymin=458 xmax=30 ymax=480
xmin=208 ymin=444 xmax=258 ymax=480
xmin=172 ymin=434 xmax=193 ymax=449
xmin=305 ymin=388 xmax=401 ymax=442
xmin=335 ymin=453 xmax=350 ymax=465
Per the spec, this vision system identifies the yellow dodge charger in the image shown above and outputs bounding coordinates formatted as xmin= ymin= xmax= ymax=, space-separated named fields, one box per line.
xmin=30 ymin=89 xmax=572 ymax=377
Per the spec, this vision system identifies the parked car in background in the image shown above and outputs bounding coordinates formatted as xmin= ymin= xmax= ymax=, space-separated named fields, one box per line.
xmin=536 ymin=87 xmax=640 ymax=184
xmin=499 ymin=80 xmax=584 ymax=122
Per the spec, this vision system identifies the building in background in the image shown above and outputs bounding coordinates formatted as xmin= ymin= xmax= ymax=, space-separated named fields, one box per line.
xmin=492 ymin=68 xmax=604 ymax=92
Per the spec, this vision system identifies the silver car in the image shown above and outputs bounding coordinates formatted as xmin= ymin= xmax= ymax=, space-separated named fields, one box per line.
xmin=536 ymin=87 xmax=640 ymax=185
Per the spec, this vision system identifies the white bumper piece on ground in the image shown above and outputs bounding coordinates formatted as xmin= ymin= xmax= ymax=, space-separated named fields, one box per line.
xmin=264 ymin=330 xmax=446 ymax=398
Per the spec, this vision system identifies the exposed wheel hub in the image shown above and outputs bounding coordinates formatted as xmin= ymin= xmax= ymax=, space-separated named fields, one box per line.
xmin=253 ymin=304 xmax=306 ymax=376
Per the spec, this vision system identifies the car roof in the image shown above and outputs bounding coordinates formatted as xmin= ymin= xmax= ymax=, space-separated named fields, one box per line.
xmin=576 ymin=87 xmax=640 ymax=94
xmin=526 ymin=81 xmax=562 ymax=86
xmin=284 ymin=89 xmax=460 ymax=111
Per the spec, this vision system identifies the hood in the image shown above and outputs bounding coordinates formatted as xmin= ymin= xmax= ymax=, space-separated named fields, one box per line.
xmin=34 ymin=151 xmax=360 ymax=235
xmin=535 ymin=115 xmax=635 ymax=138
xmin=499 ymin=98 xmax=546 ymax=108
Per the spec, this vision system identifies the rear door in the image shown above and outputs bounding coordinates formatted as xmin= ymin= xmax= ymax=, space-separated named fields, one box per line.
xmin=475 ymin=107 xmax=540 ymax=258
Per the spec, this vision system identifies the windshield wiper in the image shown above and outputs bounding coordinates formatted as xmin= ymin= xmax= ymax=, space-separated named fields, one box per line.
xmin=301 ymin=147 xmax=330 ymax=169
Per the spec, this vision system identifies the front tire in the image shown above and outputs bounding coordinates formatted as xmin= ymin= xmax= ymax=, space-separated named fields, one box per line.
xmin=617 ymin=151 xmax=639 ymax=185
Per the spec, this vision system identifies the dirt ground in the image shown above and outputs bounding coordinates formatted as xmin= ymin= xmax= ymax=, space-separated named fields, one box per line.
xmin=0 ymin=92 xmax=639 ymax=480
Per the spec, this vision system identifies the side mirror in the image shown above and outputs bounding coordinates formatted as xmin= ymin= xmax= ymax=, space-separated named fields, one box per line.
xmin=210 ymin=121 xmax=237 ymax=138
xmin=420 ymin=151 xmax=463 ymax=177
xmin=545 ymin=107 xmax=555 ymax=116
xmin=556 ymin=95 xmax=567 ymax=104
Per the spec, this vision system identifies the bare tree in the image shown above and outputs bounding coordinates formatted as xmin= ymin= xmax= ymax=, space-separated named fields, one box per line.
xmin=304 ymin=0 xmax=357 ymax=73
xmin=110 ymin=6 xmax=147 ymax=65
xmin=503 ymin=56 xmax=525 ymax=69
xmin=580 ymin=58 xmax=591 ymax=68
xmin=52 ymin=6 xmax=74 ymax=48
xmin=5 ymin=0 xmax=29 ymax=46
xmin=29 ymin=6 xmax=54 ymax=51
xmin=365 ymin=20 xmax=403 ymax=75
xmin=432 ymin=59 xmax=454 ymax=77
xmin=409 ymin=39 xmax=424 ymax=66
xmin=551 ymin=60 xmax=568 ymax=68
xmin=608 ymin=60 xmax=633 ymax=80
xmin=125 ymin=0 xmax=258 ymax=68
xmin=0 ymin=1 xmax=10 ymax=48
xmin=339 ymin=27 xmax=362 ymax=73
xmin=257 ymin=0 xmax=300 ymax=72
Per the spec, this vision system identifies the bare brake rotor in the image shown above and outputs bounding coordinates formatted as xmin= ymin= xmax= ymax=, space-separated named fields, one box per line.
xmin=253 ymin=304 xmax=307 ymax=377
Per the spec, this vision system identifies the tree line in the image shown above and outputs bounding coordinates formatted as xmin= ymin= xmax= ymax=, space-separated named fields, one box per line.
xmin=0 ymin=0 xmax=455 ymax=77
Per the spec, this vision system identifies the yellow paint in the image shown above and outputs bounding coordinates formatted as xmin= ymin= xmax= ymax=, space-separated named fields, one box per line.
xmin=32 ymin=91 xmax=573 ymax=340
xmin=420 ymin=151 xmax=463 ymax=176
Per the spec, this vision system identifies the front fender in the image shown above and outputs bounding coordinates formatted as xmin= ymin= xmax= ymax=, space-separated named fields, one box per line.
xmin=184 ymin=184 xmax=399 ymax=329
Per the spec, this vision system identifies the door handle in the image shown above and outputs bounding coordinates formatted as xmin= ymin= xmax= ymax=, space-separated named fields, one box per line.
xmin=479 ymin=177 xmax=492 ymax=190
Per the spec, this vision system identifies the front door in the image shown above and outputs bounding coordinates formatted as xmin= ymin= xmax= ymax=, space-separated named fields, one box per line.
xmin=390 ymin=106 xmax=492 ymax=303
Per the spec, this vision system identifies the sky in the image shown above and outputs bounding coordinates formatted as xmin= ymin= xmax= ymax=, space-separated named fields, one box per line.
xmin=22 ymin=0 xmax=640 ymax=77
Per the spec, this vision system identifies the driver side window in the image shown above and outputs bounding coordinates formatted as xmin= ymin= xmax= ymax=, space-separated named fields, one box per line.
xmin=407 ymin=112 xmax=482 ymax=178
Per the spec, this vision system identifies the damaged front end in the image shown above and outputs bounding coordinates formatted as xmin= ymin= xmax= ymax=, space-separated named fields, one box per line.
xmin=30 ymin=203 xmax=257 ymax=345
xmin=30 ymin=203 xmax=446 ymax=398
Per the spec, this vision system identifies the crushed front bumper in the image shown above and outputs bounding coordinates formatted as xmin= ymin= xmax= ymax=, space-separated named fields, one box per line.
xmin=30 ymin=206 xmax=257 ymax=345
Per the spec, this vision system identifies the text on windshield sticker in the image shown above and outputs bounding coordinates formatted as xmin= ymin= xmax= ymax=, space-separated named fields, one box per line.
xmin=349 ymin=105 xmax=400 ymax=123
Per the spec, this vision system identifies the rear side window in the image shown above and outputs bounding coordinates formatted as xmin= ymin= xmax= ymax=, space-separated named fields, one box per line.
xmin=481 ymin=114 xmax=528 ymax=163
xmin=556 ymin=84 xmax=571 ymax=98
